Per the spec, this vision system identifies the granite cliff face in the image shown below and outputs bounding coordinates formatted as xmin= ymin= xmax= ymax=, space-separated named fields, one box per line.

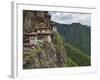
xmin=23 ymin=11 xmax=51 ymax=33
xmin=23 ymin=10 xmax=67 ymax=69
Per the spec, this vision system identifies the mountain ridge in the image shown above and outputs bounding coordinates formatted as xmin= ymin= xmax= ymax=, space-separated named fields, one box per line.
xmin=55 ymin=22 xmax=91 ymax=55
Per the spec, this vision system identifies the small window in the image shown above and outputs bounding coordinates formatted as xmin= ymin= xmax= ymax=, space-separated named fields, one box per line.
xmin=31 ymin=37 xmax=35 ymax=40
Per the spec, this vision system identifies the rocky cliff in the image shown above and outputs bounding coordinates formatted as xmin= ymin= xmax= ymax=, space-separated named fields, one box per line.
xmin=23 ymin=10 xmax=67 ymax=69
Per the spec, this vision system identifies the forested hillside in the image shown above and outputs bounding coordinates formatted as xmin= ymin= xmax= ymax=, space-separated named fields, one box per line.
xmin=55 ymin=23 xmax=91 ymax=66
xmin=56 ymin=23 xmax=91 ymax=55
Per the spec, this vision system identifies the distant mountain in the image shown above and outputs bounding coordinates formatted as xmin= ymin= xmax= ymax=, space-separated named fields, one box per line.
xmin=56 ymin=23 xmax=91 ymax=55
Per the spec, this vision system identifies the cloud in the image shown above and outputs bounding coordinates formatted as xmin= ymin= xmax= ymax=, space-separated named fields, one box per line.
xmin=49 ymin=12 xmax=91 ymax=26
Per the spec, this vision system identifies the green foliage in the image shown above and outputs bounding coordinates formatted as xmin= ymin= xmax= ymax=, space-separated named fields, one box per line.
xmin=53 ymin=31 xmax=64 ymax=52
xmin=66 ymin=57 xmax=78 ymax=67
xmin=54 ymin=32 xmax=64 ymax=46
xmin=56 ymin=23 xmax=91 ymax=55
xmin=65 ymin=42 xmax=91 ymax=66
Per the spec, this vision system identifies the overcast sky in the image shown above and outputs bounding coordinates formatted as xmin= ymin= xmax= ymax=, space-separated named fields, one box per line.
xmin=49 ymin=12 xmax=91 ymax=26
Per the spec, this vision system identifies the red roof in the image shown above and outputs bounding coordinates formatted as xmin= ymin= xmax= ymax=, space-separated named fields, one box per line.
xmin=37 ymin=32 xmax=52 ymax=35
xmin=24 ymin=31 xmax=52 ymax=36
xmin=25 ymin=32 xmax=37 ymax=36
xmin=23 ymin=43 xmax=36 ymax=47
xmin=35 ymin=27 xmax=49 ymax=29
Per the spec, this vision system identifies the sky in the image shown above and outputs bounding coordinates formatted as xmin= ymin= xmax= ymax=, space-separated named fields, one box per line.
xmin=49 ymin=12 xmax=91 ymax=26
